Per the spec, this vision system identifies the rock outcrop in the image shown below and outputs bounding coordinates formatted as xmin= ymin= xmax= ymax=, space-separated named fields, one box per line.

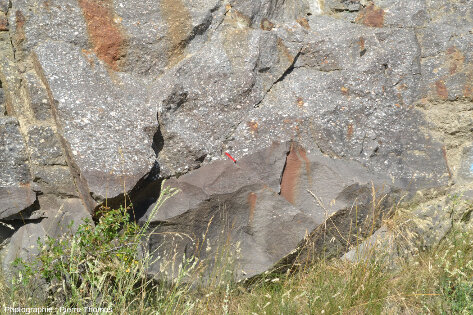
xmin=142 ymin=142 xmax=406 ymax=280
xmin=0 ymin=0 xmax=471 ymax=280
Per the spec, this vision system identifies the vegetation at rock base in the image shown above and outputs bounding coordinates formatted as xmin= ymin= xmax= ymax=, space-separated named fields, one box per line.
xmin=1 ymin=186 xmax=473 ymax=314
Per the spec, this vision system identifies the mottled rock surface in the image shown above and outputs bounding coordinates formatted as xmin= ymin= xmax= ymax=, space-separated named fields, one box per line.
xmin=142 ymin=142 xmax=404 ymax=280
xmin=0 ymin=118 xmax=36 ymax=219
xmin=0 ymin=0 xmax=471 ymax=280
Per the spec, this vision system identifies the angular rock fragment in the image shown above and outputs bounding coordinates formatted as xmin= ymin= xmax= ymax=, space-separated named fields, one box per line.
xmin=0 ymin=187 xmax=36 ymax=220
xmin=1 ymin=199 xmax=91 ymax=273
xmin=34 ymin=40 xmax=156 ymax=200
xmin=142 ymin=142 xmax=404 ymax=281
xmin=0 ymin=118 xmax=36 ymax=218
xmin=26 ymin=126 xmax=66 ymax=166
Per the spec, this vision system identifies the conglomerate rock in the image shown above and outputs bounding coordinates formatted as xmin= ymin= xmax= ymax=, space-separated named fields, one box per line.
xmin=0 ymin=0 xmax=471 ymax=280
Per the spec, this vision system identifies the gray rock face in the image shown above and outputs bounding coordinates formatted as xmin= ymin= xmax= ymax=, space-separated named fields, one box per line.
xmin=0 ymin=0 xmax=471 ymax=281
xmin=142 ymin=142 xmax=403 ymax=280
xmin=34 ymin=40 xmax=156 ymax=200
xmin=0 ymin=118 xmax=36 ymax=218
xmin=0 ymin=85 xmax=5 ymax=116
xmin=0 ymin=118 xmax=31 ymax=187
xmin=1 ymin=199 xmax=91 ymax=273
xmin=459 ymin=146 xmax=473 ymax=182
xmin=0 ymin=187 xmax=36 ymax=220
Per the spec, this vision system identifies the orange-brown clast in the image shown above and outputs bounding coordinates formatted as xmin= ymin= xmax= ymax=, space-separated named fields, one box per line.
xmin=78 ymin=0 xmax=126 ymax=71
xmin=15 ymin=10 xmax=26 ymax=42
xmin=261 ymin=18 xmax=274 ymax=31
xmin=464 ymin=84 xmax=472 ymax=99
xmin=247 ymin=121 xmax=258 ymax=134
xmin=358 ymin=4 xmax=384 ymax=28
xmin=280 ymin=144 xmax=302 ymax=205
xmin=446 ymin=46 xmax=465 ymax=75
xmin=435 ymin=80 xmax=448 ymax=99
xmin=358 ymin=37 xmax=365 ymax=50
xmin=347 ymin=123 xmax=354 ymax=140
xmin=297 ymin=97 xmax=304 ymax=108
xmin=296 ymin=18 xmax=310 ymax=29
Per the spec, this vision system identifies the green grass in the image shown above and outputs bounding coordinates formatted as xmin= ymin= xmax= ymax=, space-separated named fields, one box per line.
xmin=1 ymin=186 xmax=473 ymax=314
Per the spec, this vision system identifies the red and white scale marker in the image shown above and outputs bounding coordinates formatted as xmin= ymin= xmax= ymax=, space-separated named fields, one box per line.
xmin=225 ymin=152 xmax=237 ymax=164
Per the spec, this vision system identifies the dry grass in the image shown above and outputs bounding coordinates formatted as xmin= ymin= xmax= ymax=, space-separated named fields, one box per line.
xmin=1 ymin=187 xmax=472 ymax=314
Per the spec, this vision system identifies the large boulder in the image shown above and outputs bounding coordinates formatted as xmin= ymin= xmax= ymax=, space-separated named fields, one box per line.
xmin=141 ymin=142 xmax=405 ymax=281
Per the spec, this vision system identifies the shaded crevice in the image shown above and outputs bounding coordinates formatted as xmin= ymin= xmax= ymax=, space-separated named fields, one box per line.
xmin=254 ymin=49 xmax=301 ymax=108
xmin=278 ymin=150 xmax=290 ymax=195
xmin=95 ymin=120 xmax=168 ymax=222
xmin=152 ymin=123 xmax=165 ymax=158
xmin=274 ymin=50 xmax=301 ymax=85
xmin=95 ymin=116 xmax=201 ymax=222
xmin=0 ymin=217 xmax=44 ymax=248
xmin=0 ymin=79 xmax=6 ymax=115
xmin=1 ymin=197 xmax=41 ymax=221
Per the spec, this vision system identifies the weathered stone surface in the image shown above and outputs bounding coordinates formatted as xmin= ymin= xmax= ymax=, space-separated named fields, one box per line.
xmin=147 ymin=183 xmax=316 ymax=280
xmin=116 ymin=0 xmax=224 ymax=74
xmin=228 ymin=0 xmax=312 ymax=26
xmin=0 ymin=0 xmax=8 ymax=14
xmin=143 ymin=142 xmax=403 ymax=280
xmin=8 ymin=0 xmax=89 ymax=61
xmin=0 ymin=118 xmax=37 ymax=218
xmin=0 ymin=13 xmax=7 ymax=32
xmin=26 ymin=125 xmax=66 ymax=166
xmin=0 ymin=187 xmax=36 ymax=220
xmin=151 ymin=14 xmax=307 ymax=175
xmin=0 ymin=85 xmax=5 ymax=115
xmin=0 ymin=117 xmax=31 ymax=187
xmin=0 ymin=0 xmax=472 ymax=282
xmin=31 ymin=166 xmax=77 ymax=197
xmin=34 ymin=40 xmax=156 ymax=200
xmin=24 ymin=71 xmax=52 ymax=121
xmin=140 ymin=142 xmax=289 ymax=223
xmin=8 ymin=0 xmax=464 ymax=202
xmin=226 ymin=18 xmax=450 ymax=190
xmin=1 ymin=199 xmax=91 ymax=273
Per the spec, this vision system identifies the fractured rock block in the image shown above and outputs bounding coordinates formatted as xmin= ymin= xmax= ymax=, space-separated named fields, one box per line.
xmin=26 ymin=125 xmax=66 ymax=166
xmin=24 ymin=72 xmax=52 ymax=121
xmin=1 ymin=199 xmax=91 ymax=273
xmin=0 ymin=186 xmax=36 ymax=220
xmin=142 ymin=142 xmax=403 ymax=281
xmin=0 ymin=118 xmax=37 ymax=218
xmin=34 ymin=40 xmax=156 ymax=200
xmin=0 ymin=117 xmax=31 ymax=187
xmin=32 ymin=166 xmax=77 ymax=197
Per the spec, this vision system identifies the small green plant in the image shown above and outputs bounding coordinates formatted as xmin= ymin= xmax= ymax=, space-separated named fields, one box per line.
xmin=13 ymin=205 xmax=142 ymax=305
xmin=10 ymin=181 xmax=182 ymax=312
